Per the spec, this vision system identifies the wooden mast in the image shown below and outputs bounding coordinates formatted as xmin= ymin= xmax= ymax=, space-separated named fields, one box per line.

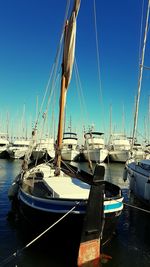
xmin=56 ymin=74 xmax=67 ymax=171
xmin=55 ymin=20 xmax=68 ymax=172
xmin=55 ymin=0 xmax=80 ymax=173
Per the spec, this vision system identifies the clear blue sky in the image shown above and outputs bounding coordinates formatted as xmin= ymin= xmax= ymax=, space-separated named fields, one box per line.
xmin=0 ymin=0 xmax=149 ymax=142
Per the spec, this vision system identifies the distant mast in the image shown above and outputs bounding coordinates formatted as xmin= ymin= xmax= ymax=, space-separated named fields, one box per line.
xmin=131 ymin=0 xmax=150 ymax=150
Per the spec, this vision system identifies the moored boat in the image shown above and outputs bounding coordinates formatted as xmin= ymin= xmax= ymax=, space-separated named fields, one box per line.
xmin=61 ymin=132 xmax=79 ymax=161
xmin=9 ymin=161 xmax=123 ymax=245
xmin=124 ymin=159 xmax=150 ymax=206
xmin=8 ymin=0 xmax=123 ymax=261
xmin=83 ymin=132 xmax=108 ymax=163
xmin=124 ymin=0 xmax=150 ymax=206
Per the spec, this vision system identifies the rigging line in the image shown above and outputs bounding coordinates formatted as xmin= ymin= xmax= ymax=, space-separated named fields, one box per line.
xmin=45 ymin=71 xmax=61 ymax=120
xmin=61 ymin=160 xmax=77 ymax=174
xmin=34 ymin=0 xmax=70 ymax=129
xmin=86 ymin=131 xmax=96 ymax=166
xmin=93 ymin=0 xmax=105 ymax=133
xmin=123 ymin=201 xmax=150 ymax=214
xmin=0 ymin=201 xmax=80 ymax=267
xmin=138 ymin=0 xmax=145 ymax=66
xmin=35 ymin=63 xmax=55 ymax=129
xmin=112 ymin=197 xmax=150 ymax=214
xmin=136 ymin=129 xmax=148 ymax=141
xmin=74 ymin=59 xmax=89 ymax=125
xmin=44 ymin=0 xmax=70 ymax=109
xmin=35 ymin=115 xmax=48 ymax=166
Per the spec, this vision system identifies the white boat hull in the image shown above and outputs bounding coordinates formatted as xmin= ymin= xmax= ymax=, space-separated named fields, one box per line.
xmin=109 ymin=150 xmax=131 ymax=162
xmin=61 ymin=149 xmax=79 ymax=161
xmin=83 ymin=148 xmax=108 ymax=163
xmin=126 ymin=161 xmax=150 ymax=205
xmin=8 ymin=149 xmax=28 ymax=159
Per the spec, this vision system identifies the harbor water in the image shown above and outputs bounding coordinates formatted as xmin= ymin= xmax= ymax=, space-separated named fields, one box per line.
xmin=0 ymin=159 xmax=150 ymax=266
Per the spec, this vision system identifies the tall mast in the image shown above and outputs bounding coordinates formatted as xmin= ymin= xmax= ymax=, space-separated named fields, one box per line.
xmin=131 ymin=0 xmax=150 ymax=149
xmin=55 ymin=0 xmax=80 ymax=172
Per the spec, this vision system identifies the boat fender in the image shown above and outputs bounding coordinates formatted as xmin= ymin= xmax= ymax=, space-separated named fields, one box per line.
xmin=123 ymin=167 xmax=128 ymax=182
xmin=8 ymin=182 xmax=19 ymax=200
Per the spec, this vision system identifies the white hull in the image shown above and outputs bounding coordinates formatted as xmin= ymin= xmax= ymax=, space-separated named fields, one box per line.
xmin=32 ymin=148 xmax=55 ymax=160
xmin=109 ymin=150 xmax=131 ymax=162
xmin=83 ymin=148 xmax=108 ymax=163
xmin=8 ymin=148 xmax=28 ymax=159
xmin=47 ymin=149 xmax=55 ymax=159
xmin=0 ymin=146 xmax=8 ymax=156
xmin=126 ymin=160 xmax=150 ymax=205
xmin=132 ymin=150 xmax=145 ymax=160
xmin=0 ymin=133 xmax=9 ymax=157
xmin=61 ymin=149 xmax=79 ymax=161
xmin=32 ymin=150 xmax=46 ymax=160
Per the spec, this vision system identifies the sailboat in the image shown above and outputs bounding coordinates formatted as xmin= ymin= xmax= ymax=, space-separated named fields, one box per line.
xmin=124 ymin=0 xmax=150 ymax=206
xmin=9 ymin=0 xmax=123 ymax=249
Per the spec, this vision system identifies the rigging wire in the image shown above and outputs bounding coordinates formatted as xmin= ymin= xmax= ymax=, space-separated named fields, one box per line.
xmin=74 ymin=59 xmax=89 ymax=130
xmin=123 ymin=201 xmax=150 ymax=214
xmin=34 ymin=0 xmax=71 ymax=130
xmin=138 ymin=0 xmax=145 ymax=66
xmin=93 ymin=0 xmax=106 ymax=134
xmin=131 ymin=0 xmax=150 ymax=150
xmin=23 ymin=0 xmax=71 ymax=166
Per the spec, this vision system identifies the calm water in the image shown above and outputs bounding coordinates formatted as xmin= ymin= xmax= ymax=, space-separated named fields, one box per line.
xmin=0 ymin=159 xmax=150 ymax=267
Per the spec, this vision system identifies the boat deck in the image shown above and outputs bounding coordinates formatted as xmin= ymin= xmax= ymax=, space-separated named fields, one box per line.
xmin=43 ymin=176 xmax=90 ymax=199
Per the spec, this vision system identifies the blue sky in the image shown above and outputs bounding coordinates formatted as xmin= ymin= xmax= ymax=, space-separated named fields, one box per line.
xmin=0 ymin=0 xmax=149 ymax=142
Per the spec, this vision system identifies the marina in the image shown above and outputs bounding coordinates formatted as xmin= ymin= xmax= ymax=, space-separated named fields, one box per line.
xmin=0 ymin=159 xmax=150 ymax=266
xmin=0 ymin=0 xmax=150 ymax=266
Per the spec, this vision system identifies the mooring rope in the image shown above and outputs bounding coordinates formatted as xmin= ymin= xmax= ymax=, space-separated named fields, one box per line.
xmin=61 ymin=162 xmax=150 ymax=215
xmin=123 ymin=201 xmax=150 ymax=214
xmin=0 ymin=201 xmax=80 ymax=267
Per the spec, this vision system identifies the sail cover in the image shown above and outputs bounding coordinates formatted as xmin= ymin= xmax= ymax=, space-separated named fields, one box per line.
xmin=63 ymin=0 xmax=80 ymax=88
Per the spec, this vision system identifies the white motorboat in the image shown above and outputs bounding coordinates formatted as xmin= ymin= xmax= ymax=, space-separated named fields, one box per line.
xmin=7 ymin=139 xmax=30 ymax=159
xmin=32 ymin=137 xmax=55 ymax=160
xmin=61 ymin=132 xmax=79 ymax=161
xmin=83 ymin=132 xmax=108 ymax=163
xmin=108 ymin=133 xmax=131 ymax=162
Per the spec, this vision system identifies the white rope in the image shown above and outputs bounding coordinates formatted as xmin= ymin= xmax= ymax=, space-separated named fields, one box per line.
xmin=0 ymin=201 xmax=80 ymax=266
xmin=24 ymin=202 xmax=80 ymax=248
xmin=123 ymin=201 xmax=150 ymax=214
